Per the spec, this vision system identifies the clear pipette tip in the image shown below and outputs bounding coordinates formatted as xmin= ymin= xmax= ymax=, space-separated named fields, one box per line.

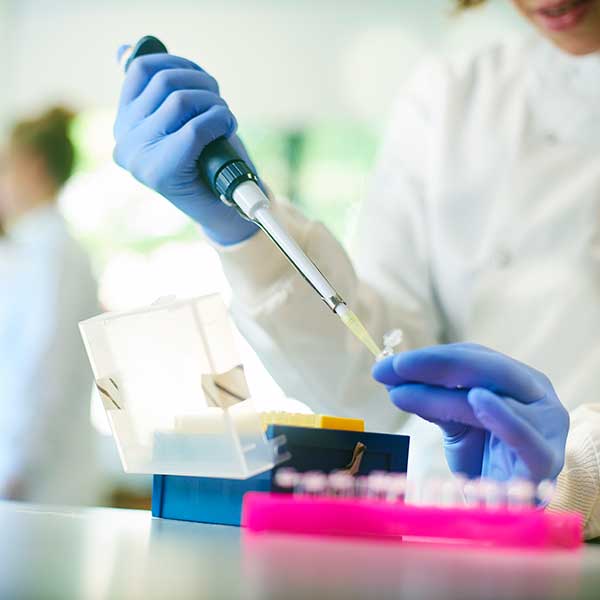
xmin=335 ymin=304 xmax=381 ymax=357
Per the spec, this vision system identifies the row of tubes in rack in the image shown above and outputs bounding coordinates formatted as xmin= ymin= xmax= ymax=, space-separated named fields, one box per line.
xmin=274 ymin=468 xmax=556 ymax=509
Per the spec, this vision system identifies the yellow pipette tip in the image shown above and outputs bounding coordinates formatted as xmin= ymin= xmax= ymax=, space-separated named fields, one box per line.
xmin=336 ymin=305 xmax=381 ymax=357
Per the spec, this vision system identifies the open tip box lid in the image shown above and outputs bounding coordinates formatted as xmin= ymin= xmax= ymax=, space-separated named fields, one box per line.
xmin=79 ymin=294 xmax=286 ymax=479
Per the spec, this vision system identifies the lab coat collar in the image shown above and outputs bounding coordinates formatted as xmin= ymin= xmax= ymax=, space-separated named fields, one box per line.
xmin=527 ymin=38 xmax=600 ymax=147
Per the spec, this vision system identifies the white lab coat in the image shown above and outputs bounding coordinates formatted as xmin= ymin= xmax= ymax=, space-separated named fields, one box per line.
xmin=0 ymin=205 xmax=102 ymax=505
xmin=213 ymin=36 xmax=600 ymax=538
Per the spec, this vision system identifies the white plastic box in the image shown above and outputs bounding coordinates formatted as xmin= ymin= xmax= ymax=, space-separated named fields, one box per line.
xmin=79 ymin=294 xmax=283 ymax=479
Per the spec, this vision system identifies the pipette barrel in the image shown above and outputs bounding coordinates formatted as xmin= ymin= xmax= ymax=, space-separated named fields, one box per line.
xmin=235 ymin=184 xmax=344 ymax=311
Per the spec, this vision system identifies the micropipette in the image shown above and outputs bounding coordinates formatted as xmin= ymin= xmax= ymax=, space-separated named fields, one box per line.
xmin=121 ymin=36 xmax=381 ymax=357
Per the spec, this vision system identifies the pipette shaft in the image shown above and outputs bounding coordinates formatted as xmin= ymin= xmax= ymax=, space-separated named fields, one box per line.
xmin=232 ymin=181 xmax=343 ymax=311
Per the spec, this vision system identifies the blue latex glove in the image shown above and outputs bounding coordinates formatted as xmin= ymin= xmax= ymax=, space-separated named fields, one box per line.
xmin=372 ymin=343 xmax=569 ymax=483
xmin=113 ymin=52 xmax=259 ymax=245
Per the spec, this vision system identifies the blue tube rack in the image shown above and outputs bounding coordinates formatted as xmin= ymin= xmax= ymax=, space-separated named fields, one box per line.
xmin=152 ymin=424 xmax=410 ymax=526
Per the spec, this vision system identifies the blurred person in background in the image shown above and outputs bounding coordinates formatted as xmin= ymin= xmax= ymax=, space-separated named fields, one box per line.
xmin=0 ymin=107 xmax=102 ymax=505
xmin=114 ymin=0 xmax=600 ymax=536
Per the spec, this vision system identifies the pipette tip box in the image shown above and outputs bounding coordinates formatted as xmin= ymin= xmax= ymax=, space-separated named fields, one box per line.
xmin=152 ymin=424 xmax=410 ymax=526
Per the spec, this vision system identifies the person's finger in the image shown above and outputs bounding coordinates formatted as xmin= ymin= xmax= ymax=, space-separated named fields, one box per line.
xmin=429 ymin=418 xmax=470 ymax=440
xmin=467 ymin=387 xmax=559 ymax=480
xmin=442 ymin=426 xmax=486 ymax=479
xmin=116 ymin=86 xmax=226 ymax=142
xmin=388 ymin=383 xmax=482 ymax=428
xmin=372 ymin=345 xmax=490 ymax=387
xmin=373 ymin=344 xmax=545 ymax=403
xmin=128 ymin=69 xmax=220 ymax=122
xmin=137 ymin=90 xmax=229 ymax=138
xmin=113 ymin=92 xmax=232 ymax=172
xmin=372 ymin=355 xmax=397 ymax=386
xmin=158 ymin=105 xmax=236 ymax=168
xmin=119 ymin=54 xmax=204 ymax=106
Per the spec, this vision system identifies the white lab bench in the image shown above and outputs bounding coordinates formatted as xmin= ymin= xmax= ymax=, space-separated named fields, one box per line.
xmin=0 ymin=502 xmax=599 ymax=600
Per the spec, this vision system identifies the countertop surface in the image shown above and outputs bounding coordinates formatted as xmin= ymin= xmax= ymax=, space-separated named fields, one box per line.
xmin=1 ymin=502 xmax=599 ymax=600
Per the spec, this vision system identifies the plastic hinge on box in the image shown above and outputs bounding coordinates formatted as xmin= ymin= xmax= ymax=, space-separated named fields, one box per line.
xmin=79 ymin=294 xmax=285 ymax=479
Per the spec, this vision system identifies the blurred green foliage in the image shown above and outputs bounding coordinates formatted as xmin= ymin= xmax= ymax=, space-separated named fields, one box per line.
xmin=242 ymin=120 xmax=381 ymax=241
xmin=68 ymin=110 xmax=382 ymax=266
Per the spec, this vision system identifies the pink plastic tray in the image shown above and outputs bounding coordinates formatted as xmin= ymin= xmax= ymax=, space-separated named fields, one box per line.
xmin=242 ymin=492 xmax=582 ymax=549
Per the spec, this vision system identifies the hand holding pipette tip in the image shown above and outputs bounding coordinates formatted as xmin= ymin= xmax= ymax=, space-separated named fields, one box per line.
xmin=372 ymin=343 xmax=570 ymax=483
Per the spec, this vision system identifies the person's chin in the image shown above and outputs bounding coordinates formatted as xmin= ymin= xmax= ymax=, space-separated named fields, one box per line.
xmin=547 ymin=30 xmax=600 ymax=55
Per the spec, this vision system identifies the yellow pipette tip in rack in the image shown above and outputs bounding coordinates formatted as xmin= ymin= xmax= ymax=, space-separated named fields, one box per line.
xmin=336 ymin=305 xmax=381 ymax=357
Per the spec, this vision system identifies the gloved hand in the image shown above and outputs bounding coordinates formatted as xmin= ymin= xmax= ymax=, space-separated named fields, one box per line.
xmin=113 ymin=52 xmax=259 ymax=245
xmin=372 ymin=343 xmax=569 ymax=483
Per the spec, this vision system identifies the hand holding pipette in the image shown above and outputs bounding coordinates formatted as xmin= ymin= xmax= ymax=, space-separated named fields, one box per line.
xmin=114 ymin=36 xmax=380 ymax=356
xmin=115 ymin=41 xmax=258 ymax=246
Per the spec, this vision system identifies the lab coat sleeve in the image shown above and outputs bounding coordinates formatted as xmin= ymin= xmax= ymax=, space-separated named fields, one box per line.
xmin=216 ymin=61 xmax=445 ymax=432
xmin=548 ymin=405 xmax=600 ymax=540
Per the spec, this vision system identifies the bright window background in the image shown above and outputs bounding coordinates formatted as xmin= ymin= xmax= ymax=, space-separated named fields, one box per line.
xmin=0 ymin=0 xmax=528 ymax=495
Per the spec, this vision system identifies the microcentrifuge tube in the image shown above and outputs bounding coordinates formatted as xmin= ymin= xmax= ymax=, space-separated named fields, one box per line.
xmin=536 ymin=479 xmax=556 ymax=505
xmin=328 ymin=471 xmax=354 ymax=497
xmin=377 ymin=328 xmax=404 ymax=361
xmin=384 ymin=329 xmax=404 ymax=350
xmin=478 ymin=478 xmax=504 ymax=509
xmin=367 ymin=471 xmax=389 ymax=500
xmin=275 ymin=467 xmax=299 ymax=490
xmin=462 ymin=479 xmax=481 ymax=507
xmin=440 ymin=476 xmax=466 ymax=507
xmin=302 ymin=471 xmax=328 ymax=496
xmin=354 ymin=475 xmax=370 ymax=498
xmin=420 ymin=477 xmax=444 ymax=507
xmin=386 ymin=474 xmax=407 ymax=503
xmin=507 ymin=479 xmax=536 ymax=509
xmin=403 ymin=478 xmax=419 ymax=505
